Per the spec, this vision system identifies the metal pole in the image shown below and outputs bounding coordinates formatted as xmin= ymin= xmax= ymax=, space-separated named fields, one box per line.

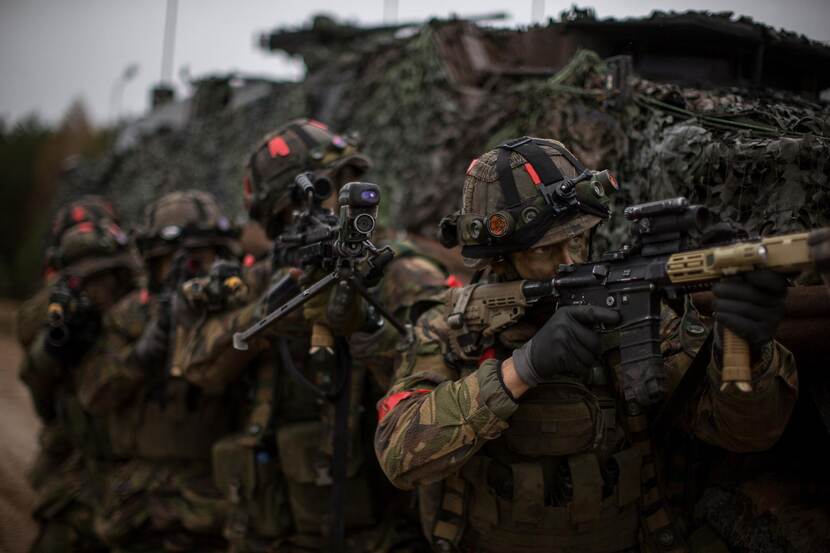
xmin=383 ymin=0 xmax=398 ymax=24
xmin=161 ymin=0 xmax=179 ymax=84
xmin=109 ymin=64 xmax=138 ymax=123
xmin=531 ymin=0 xmax=545 ymax=24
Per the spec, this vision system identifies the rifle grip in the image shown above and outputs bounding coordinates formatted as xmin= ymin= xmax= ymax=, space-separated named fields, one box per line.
xmin=720 ymin=328 xmax=753 ymax=392
xmin=310 ymin=322 xmax=335 ymax=355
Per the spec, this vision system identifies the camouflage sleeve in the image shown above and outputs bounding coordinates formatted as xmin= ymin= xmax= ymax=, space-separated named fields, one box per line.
xmin=374 ymin=303 xmax=518 ymax=490
xmin=74 ymin=291 xmax=147 ymax=415
xmin=18 ymin=331 xmax=64 ymax=422
xmin=691 ymin=340 xmax=797 ymax=452
xmin=350 ymin=252 xmax=448 ymax=391
xmin=174 ymin=268 xmax=309 ymax=394
xmin=16 ymin=286 xmax=51 ymax=348
xmin=661 ymin=304 xmax=798 ymax=452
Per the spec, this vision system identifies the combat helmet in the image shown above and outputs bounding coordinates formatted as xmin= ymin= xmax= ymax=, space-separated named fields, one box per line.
xmin=44 ymin=195 xmax=138 ymax=279
xmin=242 ymin=118 xmax=370 ymax=237
xmin=438 ymin=137 xmax=618 ymax=268
xmin=46 ymin=217 xmax=138 ymax=280
xmin=49 ymin=195 xmax=120 ymax=245
xmin=134 ymin=189 xmax=241 ymax=259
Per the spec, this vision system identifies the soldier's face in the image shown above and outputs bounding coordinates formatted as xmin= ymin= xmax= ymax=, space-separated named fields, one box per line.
xmin=509 ymin=233 xmax=589 ymax=280
xmin=151 ymin=247 xmax=218 ymax=284
xmin=83 ymin=270 xmax=120 ymax=310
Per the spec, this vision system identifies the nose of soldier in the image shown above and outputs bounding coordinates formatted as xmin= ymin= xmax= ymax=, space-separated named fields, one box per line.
xmin=560 ymin=245 xmax=574 ymax=265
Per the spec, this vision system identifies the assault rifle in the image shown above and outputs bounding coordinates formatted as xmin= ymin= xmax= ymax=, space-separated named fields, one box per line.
xmin=46 ymin=276 xmax=92 ymax=347
xmin=232 ymin=173 xmax=406 ymax=351
xmin=446 ymin=197 xmax=824 ymax=406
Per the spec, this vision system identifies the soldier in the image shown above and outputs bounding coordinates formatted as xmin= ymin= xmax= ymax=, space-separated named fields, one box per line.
xmin=19 ymin=196 xmax=139 ymax=552
xmin=374 ymin=138 xmax=798 ymax=553
xmin=172 ymin=118 xmax=446 ymax=552
xmin=82 ymin=190 xmax=240 ymax=552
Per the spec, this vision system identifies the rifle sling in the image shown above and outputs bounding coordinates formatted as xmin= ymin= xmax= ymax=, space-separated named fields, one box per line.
xmin=330 ymin=337 xmax=351 ymax=553
xmin=652 ymin=330 xmax=714 ymax=438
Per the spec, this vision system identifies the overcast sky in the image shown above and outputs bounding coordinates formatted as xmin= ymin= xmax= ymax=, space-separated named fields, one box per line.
xmin=1 ymin=0 xmax=828 ymax=126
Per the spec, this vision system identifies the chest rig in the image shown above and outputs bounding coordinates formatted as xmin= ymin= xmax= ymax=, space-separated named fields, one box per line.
xmin=434 ymin=286 xmax=693 ymax=553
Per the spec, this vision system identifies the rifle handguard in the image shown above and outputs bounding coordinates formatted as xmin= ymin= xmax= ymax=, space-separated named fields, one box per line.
xmin=310 ymin=322 xmax=335 ymax=354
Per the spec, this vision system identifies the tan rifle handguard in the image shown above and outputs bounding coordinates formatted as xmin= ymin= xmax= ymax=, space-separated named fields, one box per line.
xmin=720 ymin=328 xmax=752 ymax=392
xmin=310 ymin=322 xmax=335 ymax=354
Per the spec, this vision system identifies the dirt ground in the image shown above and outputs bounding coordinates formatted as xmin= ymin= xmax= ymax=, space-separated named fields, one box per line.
xmin=0 ymin=300 xmax=39 ymax=553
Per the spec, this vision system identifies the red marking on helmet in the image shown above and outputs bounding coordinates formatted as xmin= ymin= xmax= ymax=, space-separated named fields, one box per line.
xmin=466 ymin=158 xmax=478 ymax=175
xmin=478 ymin=347 xmax=496 ymax=365
xmin=377 ymin=389 xmax=431 ymax=422
xmin=308 ymin=119 xmax=328 ymax=130
xmin=524 ymin=163 xmax=541 ymax=185
xmin=140 ymin=289 xmax=150 ymax=305
xmin=243 ymin=254 xmax=255 ymax=268
xmin=68 ymin=276 xmax=82 ymax=290
xmin=71 ymin=206 xmax=87 ymax=222
xmin=267 ymin=136 xmax=290 ymax=157
xmin=446 ymin=274 xmax=464 ymax=288
xmin=77 ymin=222 xmax=95 ymax=233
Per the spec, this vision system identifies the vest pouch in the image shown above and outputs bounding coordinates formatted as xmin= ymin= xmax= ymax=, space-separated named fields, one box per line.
xmin=505 ymin=379 xmax=605 ymax=457
xmin=94 ymin=461 xmax=155 ymax=544
xmin=277 ymin=420 xmax=374 ymax=534
xmin=175 ymin=472 xmax=229 ymax=535
xmin=212 ymin=434 xmax=291 ymax=540
xmin=133 ymin=382 xmax=230 ymax=460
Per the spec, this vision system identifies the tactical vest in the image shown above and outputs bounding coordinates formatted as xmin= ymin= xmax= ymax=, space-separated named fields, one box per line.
xmin=431 ymin=291 xmax=707 ymax=553
xmin=98 ymin=294 xmax=231 ymax=547
xmin=211 ymin=336 xmax=378 ymax=551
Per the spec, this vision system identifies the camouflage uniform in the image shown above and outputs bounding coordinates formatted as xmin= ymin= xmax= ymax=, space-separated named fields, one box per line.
xmin=374 ymin=138 xmax=798 ymax=553
xmin=80 ymin=191 xmax=240 ymax=552
xmin=171 ymin=119 xmax=445 ymax=552
xmin=18 ymin=196 xmax=138 ymax=552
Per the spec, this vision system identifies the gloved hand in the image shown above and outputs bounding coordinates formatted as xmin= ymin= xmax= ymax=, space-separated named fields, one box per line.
xmin=712 ymin=269 xmax=788 ymax=353
xmin=302 ymin=274 xmax=367 ymax=337
xmin=512 ymin=305 xmax=620 ymax=387
xmin=44 ymin=309 xmax=101 ymax=364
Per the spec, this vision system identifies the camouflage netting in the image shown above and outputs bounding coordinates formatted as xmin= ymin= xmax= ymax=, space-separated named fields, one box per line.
xmin=59 ymin=22 xmax=830 ymax=251
xmin=59 ymin=83 xmax=307 ymax=223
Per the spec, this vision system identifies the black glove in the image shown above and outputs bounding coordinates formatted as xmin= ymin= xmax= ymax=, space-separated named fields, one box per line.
xmin=712 ymin=269 xmax=787 ymax=353
xmin=44 ymin=311 xmax=101 ymax=364
xmin=512 ymin=305 xmax=620 ymax=387
xmin=132 ymin=295 xmax=172 ymax=368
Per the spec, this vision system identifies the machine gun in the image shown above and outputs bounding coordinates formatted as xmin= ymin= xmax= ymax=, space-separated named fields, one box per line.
xmin=231 ymin=172 xmax=408 ymax=553
xmin=232 ymin=173 xmax=406 ymax=351
xmin=446 ymin=197 xmax=824 ymax=407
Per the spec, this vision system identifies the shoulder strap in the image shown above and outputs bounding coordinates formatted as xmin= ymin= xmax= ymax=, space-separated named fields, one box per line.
xmin=652 ymin=331 xmax=714 ymax=438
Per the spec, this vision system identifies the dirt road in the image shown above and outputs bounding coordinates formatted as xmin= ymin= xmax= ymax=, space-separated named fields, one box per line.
xmin=0 ymin=301 xmax=39 ymax=553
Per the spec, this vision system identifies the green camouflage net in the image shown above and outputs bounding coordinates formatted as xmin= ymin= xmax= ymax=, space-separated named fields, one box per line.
xmin=60 ymin=22 xmax=830 ymax=247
